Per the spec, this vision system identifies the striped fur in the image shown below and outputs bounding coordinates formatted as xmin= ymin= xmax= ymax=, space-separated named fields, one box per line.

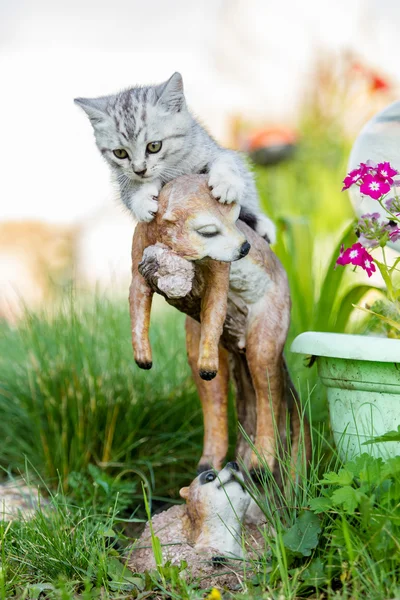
xmin=75 ymin=73 xmax=275 ymax=242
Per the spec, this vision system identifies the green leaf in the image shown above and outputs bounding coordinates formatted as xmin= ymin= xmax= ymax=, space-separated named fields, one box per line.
xmin=330 ymin=486 xmax=363 ymax=514
xmin=309 ymin=497 xmax=332 ymax=513
xmin=107 ymin=556 xmax=145 ymax=592
xmin=26 ymin=583 xmax=55 ymax=599
xmin=142 ymin=483 xmax=164 ymax=571
xmin=354 ymin=304 xmax=400 ymax=333
xmin=96 ymin=479 xmax=110 ymax=494
xmin=123 ymin=576 xmax=145 ymax=589
xmin=283 ymin=511 xmax=321 ymax=556
xmin=101 ymin=527 xmax=117 ymax=538
xmin=379 ymin=480 xmax=400 ymax=506
xmin=345 ymin=453 xmax=382 ymax=478
xmin=277 ymin=216 xmax=315 ymax=332
xmin=107 ymin=556 xmax=127 ymax=579
xmin=363 ymin=425 xmax=400 ymax=445
xmin=374 ymin=259 xmax=394 ymax=300
xmin=301 ymin=557 xmax=326 ymax=588
xmin=316 ymin=221 xmax=356 ymax=331
xmin=382 ymin=456 xmax=400 ymax=479
xmin=321 ymin=468 xmax=354 ymax=486
xmin=334 ymin=285 xmax=378 ymax=332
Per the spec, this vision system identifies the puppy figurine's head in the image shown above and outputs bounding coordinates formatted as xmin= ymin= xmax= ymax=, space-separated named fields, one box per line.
xmin=155 ymin=175 xmax=250 ymax=262
xmin=179 ymin=462 xmax=250 ymax=552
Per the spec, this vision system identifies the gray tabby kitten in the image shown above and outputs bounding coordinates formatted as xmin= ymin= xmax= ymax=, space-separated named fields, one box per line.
xmin=75 ymin=72 xmax=275 ymax=243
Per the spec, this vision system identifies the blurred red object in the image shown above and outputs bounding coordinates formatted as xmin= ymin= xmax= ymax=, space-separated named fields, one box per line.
xmin=351 ymin=62 xmax=391 ymax=93
xmin=243 ymin=126 xmax=298 ymax=166
xmin=246 ymin=127 xmax=297 ymax=151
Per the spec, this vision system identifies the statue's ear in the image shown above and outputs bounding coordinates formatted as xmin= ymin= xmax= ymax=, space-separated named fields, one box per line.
xmin=74 ymin=96 xmax=109 ymax=125
xmin=226 ymin=202 xmax=241 ymax=222
xmin=162 ymin=211 xmax=178 ymax=223
xmin=156 ymin=72 xmax=185 ymax=112
xmin=179 ymin=486 xmax=189 ymax=500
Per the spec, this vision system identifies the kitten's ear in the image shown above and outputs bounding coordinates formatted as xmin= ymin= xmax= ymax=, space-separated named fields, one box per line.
xmin=74 ymin=96 xmax=109 ymax=125
xmin=156 ymin=72 xmax=185 ymax=112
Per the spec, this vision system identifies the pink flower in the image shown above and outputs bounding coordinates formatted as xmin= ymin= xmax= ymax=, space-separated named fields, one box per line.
xmin=362 ymin=256 xmax=376 ymax=277
xmin=359 ymin=175 xmax=391 ymax=199
xmin=356 ymin=213 xmax=384 ymax=247
xmin=336 ymin=242 xmax=376 ymax=278
xmin=336 ymin=242 xmax=364 ymax=267
xmin=377 ymin=161 xmax=398 ymax=185
xmin=359 ymin=160 xmax=377 ymax=175
xmin=386 ymin=219 xmax=400 ymax=242
xmin=384 ymin=197 xmax=400 ymax=216
xmin=342 ymin=168 xmax=363 ymax=191
xmin=389 ymin=228 xmax=400 ymax=242
xmin=342 ymin=161 xmax=398 ymax=194
xmin=361 ymin=212 xmax=380 ymax=220
xmin=385 ymin=197 xmax=395 ymax=211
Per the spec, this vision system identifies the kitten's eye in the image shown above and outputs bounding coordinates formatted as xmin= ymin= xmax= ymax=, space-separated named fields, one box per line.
xmin=146 ymin=141 xmax=162 ymax=154
xmin=205 ymin=472 xmax=216 ymax=483
xmin=196 ymin=226 xmax=220 ymax=238
xmin=113 ymin=149 xmax=128 ymax=159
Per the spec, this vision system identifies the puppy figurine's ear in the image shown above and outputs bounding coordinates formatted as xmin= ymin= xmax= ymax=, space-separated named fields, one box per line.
xmin=162 ymin=211 xmax=178 ymax=223
xmin=179 ymin=486 xmax=189 ymax=499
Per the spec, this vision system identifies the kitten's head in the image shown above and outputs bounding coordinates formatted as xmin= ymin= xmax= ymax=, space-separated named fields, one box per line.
xmin=74 ymin=72 xmax=192 ymax=184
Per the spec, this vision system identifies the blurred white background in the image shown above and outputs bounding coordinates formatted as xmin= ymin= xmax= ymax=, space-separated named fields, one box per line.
xmin=2 ymin=0 xmax=400 ymax=224
xmin=1 ymin=0 xmax=400 ymax=314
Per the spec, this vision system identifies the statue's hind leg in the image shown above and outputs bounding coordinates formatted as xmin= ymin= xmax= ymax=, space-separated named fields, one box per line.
xmin=245 ymin=300 xmax=289 ymax=473
xmin=185 ymin=316 xmax=230 ymax=472
xmin=230 ymin=352 xmax=257 ymax=469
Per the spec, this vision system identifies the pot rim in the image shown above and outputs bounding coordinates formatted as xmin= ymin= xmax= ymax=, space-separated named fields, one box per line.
xmin=291 ymin=331 xmax=400 ymax=362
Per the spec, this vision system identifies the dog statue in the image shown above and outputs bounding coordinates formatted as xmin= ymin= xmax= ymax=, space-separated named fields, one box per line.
xmin=127 ymin=463 xmax=266 ymax=587
xmin=129 ymin=174 xmax=309 ymax=474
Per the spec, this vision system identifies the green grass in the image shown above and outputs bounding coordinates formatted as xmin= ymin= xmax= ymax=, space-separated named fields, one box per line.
xmin=1 ymin=299 xmax=397 ymax=599
xmin=0 ymin=298 xmax=205 ymax=499
xmin=1 ymin=484 xmax=144 ymax=599
xmin=2 ymin=422 xmax=399 ymax=599
xmin=1 ymin=126 xmax=396 ymax=598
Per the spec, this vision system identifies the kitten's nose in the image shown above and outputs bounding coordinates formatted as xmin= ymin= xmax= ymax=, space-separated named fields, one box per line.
xmin=133 ymin=168 xmax=147 ymax=177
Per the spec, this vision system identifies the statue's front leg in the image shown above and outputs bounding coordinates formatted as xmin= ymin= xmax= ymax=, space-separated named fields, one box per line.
xmin=198 ymin=261 xmax=230 ymax=380
xmin=186 ymin=316 xmax=230 ymax=472
xmin=129 ymin=225 xmax=154 ymax=369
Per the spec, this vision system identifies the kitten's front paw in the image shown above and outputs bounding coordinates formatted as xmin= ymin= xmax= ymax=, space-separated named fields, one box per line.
xmin=130 ymin=184 xmax=160 ymax=223
xmin=256 ymin=215 xmax=277 ymax=245
xmin=208 ymin=163 xmax=245 ymax=204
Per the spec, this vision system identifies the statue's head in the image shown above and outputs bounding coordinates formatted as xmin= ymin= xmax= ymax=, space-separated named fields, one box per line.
xmin=154 ymin=175 xmax=250 ymax=262
xmin=179 ymin=462 xmax=250 ymax=548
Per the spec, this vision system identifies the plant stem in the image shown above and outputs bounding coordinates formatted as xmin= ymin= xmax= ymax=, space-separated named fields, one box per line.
xmin=378 ymin=197 xmax=400 ymax=223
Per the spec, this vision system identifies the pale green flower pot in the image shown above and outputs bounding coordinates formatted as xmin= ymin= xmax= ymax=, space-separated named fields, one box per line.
xmin=291 ymin=332 xmax=400 ymax=460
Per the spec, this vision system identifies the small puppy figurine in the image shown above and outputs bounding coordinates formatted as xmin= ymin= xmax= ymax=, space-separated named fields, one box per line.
xmin=130 ymin=174 xmax=309 ymax=474
xmin=179 ymin=462 xmax=250 ymax=558
xmin=129 ymin=463 xmax=249 ymax=565
xmin=127 ymin=463 xmax=265 ymax=588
